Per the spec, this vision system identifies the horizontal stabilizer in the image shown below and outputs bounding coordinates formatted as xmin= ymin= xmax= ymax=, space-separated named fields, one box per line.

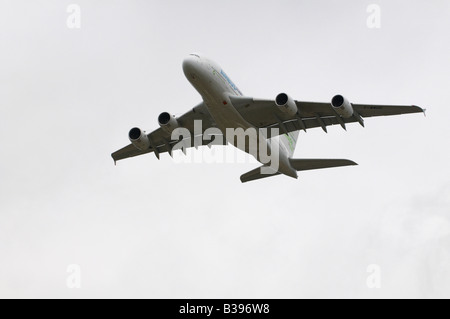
xmin=289 ymin=158 xmax=357 ymax=171
xmin=240 ymin=159 xmax=357 ymax=183
xmin=240 ymin=166 xmax=280 ymax=183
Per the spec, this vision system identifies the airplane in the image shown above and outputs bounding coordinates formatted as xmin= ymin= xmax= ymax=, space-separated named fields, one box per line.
xmin=112 ymin=53 xmax=425 ymax=183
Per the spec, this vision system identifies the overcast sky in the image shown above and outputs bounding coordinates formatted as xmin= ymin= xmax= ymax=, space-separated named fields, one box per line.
xmin=1 ymin=0 xmax=449 ymax=298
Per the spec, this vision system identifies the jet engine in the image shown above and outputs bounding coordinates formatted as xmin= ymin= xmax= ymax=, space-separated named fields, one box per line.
xmin=158 ymin=112 xmax=179 ymax=133
xmin=331 ymin=95 xmax=354 ymax=118
xmin=275 ymin=93 xmax=298 ymax=116
xmin=129 ymin=127 xmax=150 ymax=150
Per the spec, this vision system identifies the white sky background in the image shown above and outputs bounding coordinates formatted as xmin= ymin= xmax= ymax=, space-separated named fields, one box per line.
xmin=0 ymin=0 xmax=449 ymax=298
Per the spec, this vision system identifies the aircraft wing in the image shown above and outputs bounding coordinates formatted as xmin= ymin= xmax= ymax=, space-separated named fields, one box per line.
xmin=112 ymin=102 xmax=226 ymax=163
xmin=230 ymin=96 xmax=425 ymax=137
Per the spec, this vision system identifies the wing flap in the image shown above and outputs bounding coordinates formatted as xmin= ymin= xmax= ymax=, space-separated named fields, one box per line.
xmin=112 ymin=133 xmax=227 ymax=163
xmin=231 ymin=95 xmax=424 ymax=137
xmin=111 ymin=102 xmax=221 ymax=162
xmin=353 ymin=104 xmax=425 ymax=117
xmin=112 ymin=144 xmax=152 ymax=163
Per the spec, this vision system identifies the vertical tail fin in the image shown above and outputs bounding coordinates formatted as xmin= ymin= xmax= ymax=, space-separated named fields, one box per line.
xmin=279 ymin=130 xmax=300 ymax=157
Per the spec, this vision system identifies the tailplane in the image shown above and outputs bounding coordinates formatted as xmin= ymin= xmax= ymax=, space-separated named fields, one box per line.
xmin=288 ymin=158 xmax=357 ymax=171
xmin=240 ymin=166 xmax=280 ymax=183
xmin=240 ymin=158 xmax=357 ymax=183
xmin=279 ymin=131 xmax=300 ymax=157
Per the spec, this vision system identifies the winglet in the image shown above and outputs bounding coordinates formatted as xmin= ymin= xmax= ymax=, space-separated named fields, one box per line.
xmin=412 ymin=105 xmax=426 ymax=117
xmin=422 ymin=107 xmax=427 ymax=117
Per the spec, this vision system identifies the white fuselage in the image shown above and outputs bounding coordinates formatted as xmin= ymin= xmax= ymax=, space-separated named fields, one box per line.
xmin=182 ymin=54 xmax=297 ymax=178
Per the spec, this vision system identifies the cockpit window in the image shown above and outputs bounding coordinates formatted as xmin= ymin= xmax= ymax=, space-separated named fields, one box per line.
xmin=190 ymin=53 xmax=200 ymax=58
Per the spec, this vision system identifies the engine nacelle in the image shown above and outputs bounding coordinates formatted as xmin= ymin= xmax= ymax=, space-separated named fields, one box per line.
xmin=275 ymin=93 xmax=298 ymax=116
xmin=158 ymin=112 xmax=179 ymax=133
xmin=331 ymin=95 xmax=354 ymax=118
xmin=129 ymin=127 xmax=150 ymax=150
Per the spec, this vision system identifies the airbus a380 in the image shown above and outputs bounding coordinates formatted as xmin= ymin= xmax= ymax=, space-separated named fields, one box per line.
xmin=112 ymin=54 xmax=424 ymax=183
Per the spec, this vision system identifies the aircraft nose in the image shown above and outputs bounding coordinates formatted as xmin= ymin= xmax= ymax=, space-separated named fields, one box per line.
xmin=182 ymin=55 xmax=200 ymax=79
